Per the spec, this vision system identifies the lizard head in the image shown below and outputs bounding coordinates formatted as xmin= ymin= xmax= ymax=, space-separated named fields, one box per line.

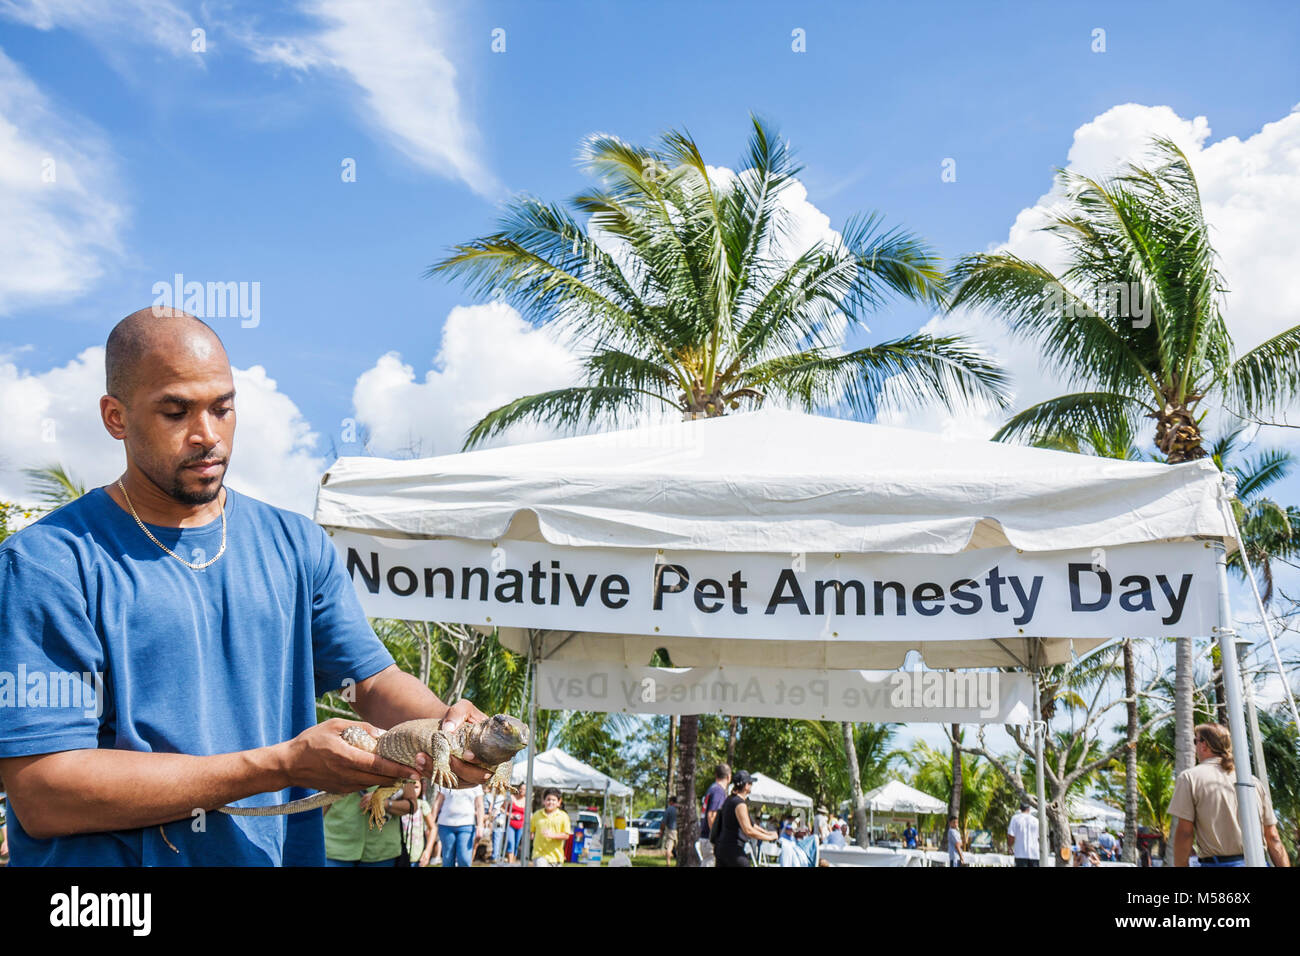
xmin=467 ymin=713 xmax=531 ymax=764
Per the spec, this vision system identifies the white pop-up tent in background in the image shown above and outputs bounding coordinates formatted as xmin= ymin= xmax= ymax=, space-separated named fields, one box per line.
xmin=316 ymin=409 xmax=1269 ymax=866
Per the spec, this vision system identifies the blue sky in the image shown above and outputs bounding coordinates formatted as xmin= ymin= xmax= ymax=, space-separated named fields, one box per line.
xmin=3 ymin=1 xmax=1299 ymax=759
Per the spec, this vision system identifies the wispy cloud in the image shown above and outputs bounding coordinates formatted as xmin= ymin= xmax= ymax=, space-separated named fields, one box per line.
xmin=0 ymin=47 xmax=127 ymax=316
xmin=243 ymin=0 xmax=501 ymax=196
xmin=0 ymin=0 xmax=200 ymax=58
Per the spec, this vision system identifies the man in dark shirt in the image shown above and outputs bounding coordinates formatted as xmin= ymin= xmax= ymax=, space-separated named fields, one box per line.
xmin=661 ymin=795 xmax=678 ymax=864
xmin=701 ymin=763 xmax=731 ymax=838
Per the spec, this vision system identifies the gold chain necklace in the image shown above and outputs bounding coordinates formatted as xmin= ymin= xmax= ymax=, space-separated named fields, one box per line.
xmin=117 ymin=478 xmax=227 ymax=570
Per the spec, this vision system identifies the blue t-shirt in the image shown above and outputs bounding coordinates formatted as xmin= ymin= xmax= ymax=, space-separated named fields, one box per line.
xmin=702 ymin=782 xmax=727 ymax=829
xmin=0 ymin=486 xmax=394 ymax=866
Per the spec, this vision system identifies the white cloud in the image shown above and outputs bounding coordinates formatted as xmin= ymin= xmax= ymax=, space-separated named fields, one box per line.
xmin=351 ymin=301 xmax=581 ymax=457
xmin=881 ymin=103 xmax=1300 ymax=445
xmin=243 ymin=0 xmax=499 ymax=196
xmin=0 ymin=348 xmax=325 ymax=515
xmin=0 ymin=48 xmax=127 ymax=315
xmin=0 ymin=0 xmax=197 ymax=55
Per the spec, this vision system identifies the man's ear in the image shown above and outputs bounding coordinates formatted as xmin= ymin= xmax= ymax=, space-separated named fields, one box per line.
xmin=100 ymin=394 xmax=127 ymax=440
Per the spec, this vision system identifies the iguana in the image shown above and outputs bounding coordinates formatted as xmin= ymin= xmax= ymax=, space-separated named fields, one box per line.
xmin=218 ymin=713 xmax=529 ymax=830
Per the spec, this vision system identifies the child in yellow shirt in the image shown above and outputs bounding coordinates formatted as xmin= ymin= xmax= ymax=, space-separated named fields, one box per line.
xmin=530 ymin=788 xmax=572 ymax=865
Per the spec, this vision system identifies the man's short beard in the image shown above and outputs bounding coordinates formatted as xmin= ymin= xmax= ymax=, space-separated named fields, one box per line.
xmin=169 ymin=474 xmax=223 ymax=505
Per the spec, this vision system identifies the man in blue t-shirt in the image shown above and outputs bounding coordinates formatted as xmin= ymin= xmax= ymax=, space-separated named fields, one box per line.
xmin=0 ymin=309 xmax=491 ymax=866
xmin=701 ymin=763 xmax=731 ymax=839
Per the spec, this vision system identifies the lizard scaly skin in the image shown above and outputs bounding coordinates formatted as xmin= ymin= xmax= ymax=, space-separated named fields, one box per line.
xmin=218 ymin=713 xmax=529 ymax=829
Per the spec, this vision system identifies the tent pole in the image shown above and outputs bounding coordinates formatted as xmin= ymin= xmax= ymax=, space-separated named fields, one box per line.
xmin=1211 ymin=539 xmax=1266 ymax=867
xmin=1033 ymin=640 xmax=1049 ymax=867
xmin=1238 ymin=638 xmax=1276 ymax=827
xmin=521 ymin=629 xmax=539 ymax=866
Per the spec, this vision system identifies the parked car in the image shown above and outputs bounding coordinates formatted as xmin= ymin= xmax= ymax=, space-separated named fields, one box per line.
xmin=631 ymin=808 xmax=665 ymax=847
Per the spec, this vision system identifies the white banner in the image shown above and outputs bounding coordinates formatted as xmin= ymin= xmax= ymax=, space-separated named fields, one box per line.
xmin=537 ymin=661 xmax=1034 ymax=724
xmin=331 ymin=530 xmax=1218 ymax=642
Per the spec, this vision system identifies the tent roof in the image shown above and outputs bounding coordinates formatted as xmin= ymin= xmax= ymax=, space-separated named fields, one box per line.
xmin=317 ymin=408 xmax=1232 ymax=555
xmin=747 ymin=772 xmax=813 ymax=809
xmin=508 ymin=747 xmax=632 ymax=797
xmin=1069 ymin=795 xmax=1125 ymax=826
xmin=861 ymin=779 xmax=948 ymax=815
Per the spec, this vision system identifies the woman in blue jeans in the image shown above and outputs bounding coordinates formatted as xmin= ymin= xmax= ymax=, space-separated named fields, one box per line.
xmin=433 ymin=783 xmax=484 ymax=867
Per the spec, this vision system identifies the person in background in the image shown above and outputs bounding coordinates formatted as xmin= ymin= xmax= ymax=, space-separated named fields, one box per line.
xmin=824 ymin=821 xmax=847 ymax=847
xmin=1074 ymin=839 xmax=1100 ymax=867
xmin=662 ymin=795 xmax=678 ymax=865
xmin=714 ymin=771 xmax=778 ymax=868
xmin=1169 ymin=722 xmax=1289 ymax=867
xmin=484 ymin=790 xmax=507 ymax=861
xmin=504 ymin=786 xmax=526 ymax=863
xmin=531 ymin=788 xmax=571 ymax=866
xmin=701 ymin=764 xmax=730 ymax=839
xmin=946 ymin=816 xmax=965 ymax=868
xmin=814 ymin=805 xmax=829 ymax=841
xmin=1097 ymin=828 xmax=1117 ymax=861
xmin=1006 ymin=799 xmax=1039 ymax=867
xmin=324 ymin=783 xmax=417 ymax=867
xmin=400 ymin=779 xmax=434 ymax=867
xmin=902 ymin=822 xmax=918 ymax=849
xmin=433 ymin=783 xmax=484 ymax=868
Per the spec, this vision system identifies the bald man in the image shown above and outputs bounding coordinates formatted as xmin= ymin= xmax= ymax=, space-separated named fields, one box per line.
xmin=0 ymin=308 xmax=491 ymax=866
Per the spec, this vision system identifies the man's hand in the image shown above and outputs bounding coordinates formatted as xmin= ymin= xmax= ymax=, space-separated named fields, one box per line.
xmin=279 ymin=719 xmax=412 ymax=793
xmin=440 ymin=698 xmax=487 ymax=735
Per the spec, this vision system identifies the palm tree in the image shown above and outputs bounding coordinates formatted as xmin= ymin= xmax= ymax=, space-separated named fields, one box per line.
xmin=25 ymin=464 xmax=86 ymax=506
xmin=432 ymin=115 xmax=1012 ymax=865
xmin=1211 ymin=428 xmax=1300 ymax=605
xmin=950 ymin=137 xmax=1300 ymax=777
xmin=906 ymin=742 xmax=998 ymax=840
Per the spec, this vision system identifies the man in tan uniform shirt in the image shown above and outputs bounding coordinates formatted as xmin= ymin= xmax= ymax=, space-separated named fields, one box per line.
xmin=1168 ymin=723 xmax=1289 ymax=867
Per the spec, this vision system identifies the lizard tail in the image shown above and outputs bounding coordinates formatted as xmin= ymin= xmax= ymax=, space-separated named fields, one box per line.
xmin=218 ymin=790 xmax=344 ymax=817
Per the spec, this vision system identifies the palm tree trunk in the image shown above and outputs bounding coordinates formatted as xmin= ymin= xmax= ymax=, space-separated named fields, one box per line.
xmin=665 ymin=715 xmax=677 ymax=804
xmin=1211 ymin=645 xmax=1227 ymax=725
xmin=1174 ymin=637 xmax=1195 ymax=778
xmin=842 ymin=721 xmax=869 ymax=848
xmin=1155 ymin=403 xmax=1206 ymax=464
xmin=949 ymin=723 xmax=963 ymax=829
xmin=1123 ymin=638 xmax=1138 ymax=864
xmin=676 ymin=714 xmax=699 ymax=867
xmin=1047 ymin=800 xmax=1071 ymax=859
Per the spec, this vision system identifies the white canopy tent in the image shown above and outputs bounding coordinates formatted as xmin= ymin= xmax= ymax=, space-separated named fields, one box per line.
xmin=316 ymin=409 xmax=1264 ymax=865
xmin=863 ymin=780 xmax=948 ymax=816
xmin=839 ymin=780 xmax=948 ymax=844
xmin=508 ymin=747 xmax=632 ymax=797
xmin=746 ymin=773 xmax=813 ymax=810
xmin=1069 ymin=795 xmax=1126 ymax=829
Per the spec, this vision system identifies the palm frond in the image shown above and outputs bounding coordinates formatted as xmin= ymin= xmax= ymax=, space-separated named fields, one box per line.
xmin=993 ymin=392 xmax=1152 ymax=446
xmin=462 ymin=385 xmax=670 ymax=449
xmin=745 ymin=334 xmax=1011 ymax=419
xmin=1231 ymin=325 xmax=1300 ymax=417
